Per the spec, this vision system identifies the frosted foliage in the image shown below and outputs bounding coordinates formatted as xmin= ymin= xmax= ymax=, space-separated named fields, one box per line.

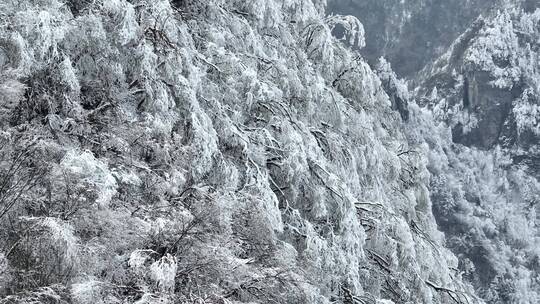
xmin=0 ymin=79 xmax=26 ymax=109
xmin=407 ymin=102 xmax=540 ymax=302
xmin=102 ymin=0 xmax=139 ymax=45
xmin=12 ymin=1 xmax=67 ymax=62
xmin=150 ymin=254 xmax=177 ymax=292
xmin=134 ymin=293 xmax=170 ymax=304
xmin=71 ymin=279 xmax=103 ymax=304
xmin=464 ymin=10 xmax=520 ymax=88
xmin=376 ymin=57 xmax=410 ymax=101
xmin=59 ymin=150 xmax=117 ymax=207
xmin=239 ymin=0 xmax=283 ymax=28
xmin=514 ymin=89 xmax=540 ymax=136
xmin=463 ymin=8 xmax=540 ymax=91
xmin=393 ymin=3 xmax=540 ymax=302
xmin=0 ymin=253 xmax=6 ymax=271
xmin=128 ymin=249 xmax=154 ymax=271
xmin=0 ymin=253 xmax=9 ymax=290
xmin=60 ymin=57 xmax=80 ymax=93
xmin=189 ymin=108 xmax=219 ymax=181
xmin=304 ymin=20 xmax=336 ymax=64
xmin=13 ymin=216 xmax=81 ymax=279
xmin=39 ymin=217 xmax=79 ymax=263
xmin=253 ymin=176 xmax=284 ymax=233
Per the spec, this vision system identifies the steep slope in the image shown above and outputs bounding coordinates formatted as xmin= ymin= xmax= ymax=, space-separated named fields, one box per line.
xmin=413 ymin=3 xmax=540 ymax=303
xmin=0 ymin=1 xmax=479 ymax=304
xmin=416 ymin=4 xmax=540 ymax=161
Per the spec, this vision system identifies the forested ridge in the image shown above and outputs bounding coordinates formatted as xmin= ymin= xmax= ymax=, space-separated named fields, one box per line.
xmin=332 ymin=0 xmax=540 ymax=302
xmin=0 ymin=1 xmax=538 ymax=304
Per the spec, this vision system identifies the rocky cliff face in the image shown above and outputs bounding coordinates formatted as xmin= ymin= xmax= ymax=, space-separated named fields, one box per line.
xmin=415 ymin=4 xmax=540 ymax=175
xmin=412 ymin=3 xmax=540 ymax=303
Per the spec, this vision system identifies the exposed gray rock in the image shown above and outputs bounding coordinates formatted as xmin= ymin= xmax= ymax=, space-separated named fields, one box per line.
xmin=328 ymin=0 xmax=500 ymax=76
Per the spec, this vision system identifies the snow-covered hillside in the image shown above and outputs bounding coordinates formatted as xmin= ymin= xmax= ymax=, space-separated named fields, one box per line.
xmin=0 ymin=1 xmax=538 ymax=304
xmin=0 ymin=1 xmax=481 ymax=303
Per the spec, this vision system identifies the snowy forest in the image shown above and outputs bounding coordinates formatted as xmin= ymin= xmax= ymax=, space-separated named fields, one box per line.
xmin=0 ymin=0 xmax=538 ymax=303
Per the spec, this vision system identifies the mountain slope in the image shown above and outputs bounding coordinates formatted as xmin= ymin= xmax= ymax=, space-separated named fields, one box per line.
xmin=329 ymin=0 xmax=540 ymax=301
xmin=413 ymin=3 xmax=540 ymax=303
xmin=0 ymin=1 xmax=479 ymax=303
